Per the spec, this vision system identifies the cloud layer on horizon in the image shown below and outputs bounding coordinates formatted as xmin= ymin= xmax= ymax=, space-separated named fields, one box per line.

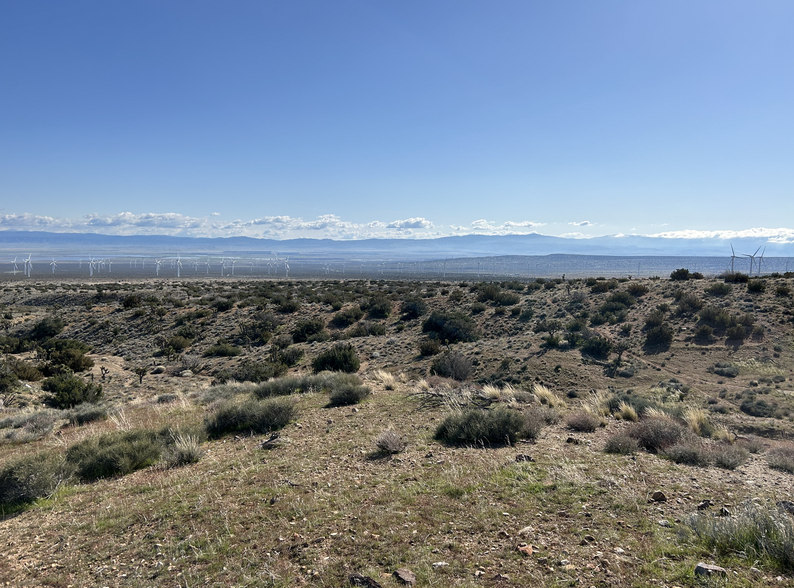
xmin=2 ymin=212 xmax=794 ymax=243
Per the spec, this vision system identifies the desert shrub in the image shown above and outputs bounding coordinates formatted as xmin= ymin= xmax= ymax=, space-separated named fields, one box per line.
xmin=590 ymin=280 xmax=617 ymax=293
xmin=165 ymin=335 xmax=191 ymax=353
xmin=706 ymin=282 xmax=732 ymax=296
xmin=644 ymin=309 xmax=665 ymax=329
xmin=293 ymin=318 xmax=327 ymax=343
xmin=31 ymin=316 xmax=65 ymax=340
xmin=476 ymin=284 xmax=520 ymax=306
xmin=253 ymin=372 xmax=361 ymax=399
xmin=400 ymin=297 xmax=428 ymax=320
xmin=4 ymin=358 xmax=43 ymax=381
xmin=375 ymin=430 xmax=406 ymax=454
xmin=693 ymin=324 xmax=714 ymax=343
xmin=122 ymin=294 xmax=143 ymax=308
xmin=228 ymin=361 xmax=288 ymax=383
xmin=434 ymin=407 xmax=527 ymax=445
xmin=565 ymin=410 xmax=601 ymax=432
xmin=580 ymin=336 xmax=613 ymax=359
xmin=628 ymin=417 xmax=687 ymax=453
xmin=0 ymin=452 xmax=74 ymax=506
xmin=66 ymin=430 xmax=162 ymax=481
xmin=605 ymin=393 xmax=660 ymax=418
xmin=522 ymin=408 xmax=551 ymax=440
xmin=644 ymin=324 xmax=674 ymax=348
xmin=676 ymin=292 xmax=704 ymax=315
xmin=740 ymin=398 xmax=778 ymax=418
xmin=604 ymin=432 xmax=639 ymax=455
xmin=211 ymin=297 xmax=236 ymax=312
xmin=767 ymin=444 xmax=794 ymax=474
xmin=670 ymin=268 xmax=691 ymax=281
xmin=698 ymin=305 xmax=733 ymax=329
xmin=422 ymin=311 xmax=481 ymax=343
xmin=43 ymin=349 xmax=94 ymax=375
xmin=626 ymin=282 xmax=649 ymax=296
xmin=312 ymin=343 xmax=360 ymax=373
xmin=276 ymin=297 xmax=300 ymax=313
xmin=68 ymin=402 xmax=109 ymax=425
xmin=469 ymin=302 xmax=487 ymax=314
xmin=430 ymin=351 xmax=473 ymax=381
xmin=332 ymin=306 xmax=364 ymax=327
xmin=712 ymin=362 xmax=739 ymax=378
xmin=162 ymin=433 xmax=204 ymax=468
xmin=664 ymin=441 xmax=710 ymax=466
xmin=419 ymin=338 xmax=442 ymax=356
xmin=361 ymin=295 xmax=391 ymax=319
xmin=712 ymin=444 xmax=749 ymax=470
xmin=328 ymin=382 xmax=371 ymax=406
xmin=775 ymin=284 xmax=791 ymax=297
xmin=747 ymin=280 xmax=766 ymax=293
xmin=203 ymin=340 xmax=242 ymax=357
xmin=687 ymin=500 xmax=794 ymax=572
xmin=518 ymin=308 xmax=534 ymax=322
xmin=205 ymin=397 xmax=296 ymax=439
xmin=277 ymin=347 xmax=304 ymax=367
xmin=348 ymin=321 xmax=386 ymax=338
xmin=42 ymin=374 xmax=103 ymax=409
xmin=726 ymin=325 xmax=748 ymax=341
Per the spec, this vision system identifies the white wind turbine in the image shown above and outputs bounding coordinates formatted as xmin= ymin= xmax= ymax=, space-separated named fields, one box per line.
xmin=107 ymin=259 xmax=113 ymax=273
xmin=155 ymin=259 xmax=162 ymax=276
xmin=176 ymin=254 xmax=182 ymax=278
xmin=284 ymin=258 xmax=290 ymax=279
xmin=11 ymin=257 xmax=18 ymax=275
xmin=50 ymin=258 xmax=57 ymax=274
xmin=78 ymin=258 xmax=82 ymax=269
xmin=24 ymin=254 xmax=32 ymax=277
xmin=757 ymin=247 xmax=766 ymax=275
xmin=743 ymin=246 xmax=761 ymax=275
xmin=88 ymin=256 xmax=94 ymax=277
xmin=729 ymin=244 xmax=737 ymax=273
xmin=205 ymin=259 xmax=211 ymax=274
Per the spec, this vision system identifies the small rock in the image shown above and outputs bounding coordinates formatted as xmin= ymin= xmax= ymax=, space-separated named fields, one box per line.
xmin=517 ymin=525 xmax=534 ymax=536
xmin=370 ymin=352 xmax=381 ymax=359
xmin=583 ymin=534 xmax=596 ymax=542
xmin=566 ymin=436 xmax=581 ymax=445
xmin=694 ymin=563 xmax=727 ymax=577
xmin=151 ymin=365 xmax=166 ymax=374
xmin=697 ymin=500 xmax=713 ymax=510
xmin=719 ymin=507 xmax=731 ymax=517
xmin=392 ymin=568 xmax=416 ymax=586
xmin=180 ymin=370 xmax=193 ymax=378
xmin=431 ymin=562 xmax=449 ymax=569
xmin=613 ymin=548 xmax=625 ymax=555
xmin=777 ymin=500 xmax=794 ymax=515
xmin=515 ymin=454 xmax=534 ymax=462
xmin=517 ymin=544 xmax=533 ymax=556
xmin=349 ymin=573 xmax=383 ymax=587
xmin=651 ymin=491 xmax=667 ymax=502
xmin=351 ymin=407 xmax=359 ymax=413
xmin=558 ymin=559 xmax=570 ymax=566
xmin=658 ymin=519 xmax=671 ymax=528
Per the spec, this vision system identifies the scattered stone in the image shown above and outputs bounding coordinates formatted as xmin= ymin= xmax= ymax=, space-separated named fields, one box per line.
xmin=180 ymin=370 xmax=193 ymax=378
xmin=651 ymin=491 xmax=667 ymax=502
xmin=370 ymin=352 xmax=381 ymax=359
xmin=517 ymin=525 xmax=534 ymax=536
xmin=566 ymin=436 xmax=581 ymax=445
xmin=583 ymin=534 xmax=596 ymax=543
xmin=719 ymin=507 xmax=731 ymax=517
xmin=515 ymin=454 xmax=534 ymax=462
xmin=658 ymin=519 xmax=671 ymax=528
xmin=349 ymin=573 xmax=383 ymax=587
xmin=613 ymin=548 xmax=625 ymax=555
xmin=558 ymin=559 xmax=570 ymax=566
xmin=392 ymin=568 xmax=416 ymax=586
xmin=431 ymin=562 xmax=449 ymax=569
xmin=694 ymin=563 xmax=727 ymax=577
xmin=351 ymin=407 xmax=359 ymax=413
xmin=151 ymin=365 xmax=166 ymax=374
xmin=517 ymin=544 xmax=533 ymax=556
xmin=777 ymin=500 xmax=794 ymax=515
xmin=697 ymin=500 xmax=713 ymax=510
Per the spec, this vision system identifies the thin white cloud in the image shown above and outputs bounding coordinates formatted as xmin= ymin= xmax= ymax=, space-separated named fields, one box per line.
xmin=466 ymin=219 xmax=544 ymax=235
xmin=648 ymin=227 xmax=794 ymax=242
xmin=386 ymin=218 xmax=434 ymax=230
xmin=568 ymin=220 xmax=593 ymax=227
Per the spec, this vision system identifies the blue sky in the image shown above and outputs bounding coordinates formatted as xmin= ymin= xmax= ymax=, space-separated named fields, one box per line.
xmin=1 ymin=1 xmax=793 ymax=241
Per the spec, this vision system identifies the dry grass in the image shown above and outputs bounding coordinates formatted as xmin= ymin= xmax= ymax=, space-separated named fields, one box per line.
xmin=533 ymin=384 xmax=566 ymax=408
xmin=616 ymin=400 xmax=638 ymax=421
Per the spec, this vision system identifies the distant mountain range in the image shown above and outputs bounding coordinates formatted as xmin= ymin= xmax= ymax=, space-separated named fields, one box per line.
xmin=0 ymin=230 xmax=792 ymax=260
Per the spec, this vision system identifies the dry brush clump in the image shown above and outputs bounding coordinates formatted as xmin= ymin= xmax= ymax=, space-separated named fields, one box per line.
xmin=434 ymin=406 xmax=535 ymax=446
xmin=374 ymin=430 xmax=407 ymax=454
xmin=205 ymin=397 xmax=296 ymax=439
xmin=767 ymin=443 xmax=794 ymax=474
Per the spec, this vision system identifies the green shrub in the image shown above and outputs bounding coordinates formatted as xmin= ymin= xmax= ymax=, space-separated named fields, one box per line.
xmin=580 ymin=336 xmax=613 ymax=359
xmin=644 ymin=324 xmax=674 ymax=348
xmin=5 ymin=357 xmax=43 ymax=381
xmin=42 ymin=374 xmax=103 ymax=409
xmin=227 ymin=361 xmax=288 ymax=383
xmin=293 ymin=318 xmax=327 ymax=342
xmin=205 ymin=397 xmax=296 ymax=439
xmin=66 ymin=430 xmax=162 ymax=481
xmin=687 ymin=500 xmax=794 ymax=572
xmin=203 ymin=340 xmax=242 ymax=357
xmin=312 ymin=343 xmax=360 ymax=373
xmin=604 ymin=433 xmax=639 ymax=455
xmin=712 ymin=444 xmax=749 ymax=470
xmin=44 ymin=348 xmax=94 ymax=374
xmin=747 ymin=280 xmax=766 ymax=293
xmin=328 ymin=383 xmax=371 ymax=406
xmin=277 ymin=347 xmax=304 ymax=367
xmin=775 ymin=284 xmax=791 ymax=297
xmin=0 ymin=452 xmax=74 ymax=506
xmin=419 ymin=338 xmax=442 ymax=356
xmin=664 ymin=441 xmax=710 ymax=466
xmin=726 ymin=325 xmax=748 ymax=341
xmin=422 ymin=311 xmax=481 ymax=343
xmin=434 ymin=407 xmax=528 ymax=445
xmin=122 ymin=294 xmax=143 ymax=308
xmin=628 ymin=417 xmax=687 ymax=453
xmin=348 ymin=321 xmax=386 ymax=338
xmin=626 ymin=283 xmax=649 ymax=296
xmin=469 ymin=302 xmax=487 ymax=314
xmin=644 ymin=309 xmax=665 ymax=329
xmin=400 ymin=297 xmax=428 ymax=320
xmin=693 ymin=324 xmax=714 ymax=343
xmin=361 ymin=295 xmax=391 ymax=319
xmin=712 ymin=362 xmax=739 ymax=378
xmin=68 ymin=402 xmax=109 ymax=425
xmin=670 ymin=268 xmax=690 ymax=281
xmin=706 ymin=282 xmax=732 ymax=296
xmin=332 ymin=306 xmax=364 ymax=327
xmin=31 ymin=316 xmax=64 ymax=340
xmin=162 ymin=433 xmax=204 ymax=468
xmin=675 ymin=292 xmax=704 ymax=315
xmin=430 ymin=351 xmax=473 ymax=381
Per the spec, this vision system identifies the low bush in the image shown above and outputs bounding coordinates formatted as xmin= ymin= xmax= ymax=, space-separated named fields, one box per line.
xmin=687 ymin=500 xmax=794 ymax=572
xmin=604 ymin=432 xmax=639 ymax=454
xmin=203 ymin=340 xmax=242 ymax=357
xmin=328 ymin=382 xmax=371 ymax=407
xmin=400 ymin=297 xmax=428 ymax=320
xmin=747 ymin=280 xmax=766 ymax=293
xmin=293 ymin=318 xmax=327 ymax=343
xmin=205 ymin=397 xmax=296 ymax=439
xmin=277 ymin=347 xmax=304 ymax=367
xmin=706 ymin=282 xmax=732 ymax=296
xmin=31 ymin=316 xmax=65 ymax=340
xmin=430 ymin=351 xmax=473 ymax=381
xmin=565 ymin=410 xmax=601 ymax=432
xmin=312 ymin=343 xmax=360 ymax=373
xmin=664 ymin=441 xmax=711 ymax=466
xmin=711 ymin=362 xmax=739 ymax=378
xmin=42 ymin=374 xmax=103 ymax=409
xmin=68 ymin=402 xmax=109 ymax=426
xmin=375 ymin=430 xmax=406 ymax=454
xmin=670 ymin=268 xmax=691 ymax=281
xmin=767 ymin=444 xmax=794 ymax=474
xmin=434 ymin=407 xmax=528 ymax=445
xmin=422 ymin=311 xmax=481 ymax=343
xmin=419 ymin=338 xmax=442 ymax=356
xmin=348 ymin=321 xmax=386 ymax=338
xmin=162 ymin=433 xmax=204 ymax=468
xmin=580 ymin=336 xmax=613 ymax=360
xmin=644 ymin=324 xmax=674 ymax=348
xmin=628 ymin=417 xmax=687 ymax=453
xmin=332 ymin=306 xmax=364 ymax=327
xmin=0 ymin=452 xmax=74 ymax=506
xmin=726 ymin=325 xmax=748 ymax=341
xmin=66 ymin=430 xmax=162 ymax=481
xmin=712 ymin=444 xmax=749 ymax=470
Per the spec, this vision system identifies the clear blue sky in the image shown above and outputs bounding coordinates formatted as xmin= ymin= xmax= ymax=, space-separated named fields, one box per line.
xmin=1 ymin=1 xmax=793 ymax=241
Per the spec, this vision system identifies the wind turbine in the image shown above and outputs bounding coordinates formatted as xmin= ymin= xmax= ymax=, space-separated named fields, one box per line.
xmin=205 ymin=260 xmax=211 ymax=274
xmin=757 ymin=247 xmax=766 ymax=275
xmin=176 ymin=254 xmax=182 ymax=278
xmin=155 ymin=259 xmax=162 ymax=276
xmin=78 ymin=258 xmax=82 ymax=269
xmin=729 ymin=244 xmax=737 ymax=273
xmin=743 ymin=246 xmax=761 ymax=275
xmin=24 ymin=254 xmax=32 ymax=277
xmin=11 ymin=257 xmax=18 ymax=276
xmin=107 ymin=260 xmax=112 ymax=273
xmin=230 ymin=259 xmax=236 ymax=276
xmin=50 ymin=258 xmax=57 ymax=274
xmin=284 ymin=258 xmax=290 ymax=279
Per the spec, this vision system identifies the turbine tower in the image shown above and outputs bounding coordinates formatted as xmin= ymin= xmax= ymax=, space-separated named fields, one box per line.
xmin=742 ymin=246 xmax=761 ymax=276
xmin=50 ymin=258 xmax=57 ymax=274
xmin=729 ymin=244 xmax=737 ymax=273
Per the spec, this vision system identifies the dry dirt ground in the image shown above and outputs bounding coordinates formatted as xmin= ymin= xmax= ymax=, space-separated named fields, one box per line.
xmin=1 ymin=275 xmax=793 ymax=587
